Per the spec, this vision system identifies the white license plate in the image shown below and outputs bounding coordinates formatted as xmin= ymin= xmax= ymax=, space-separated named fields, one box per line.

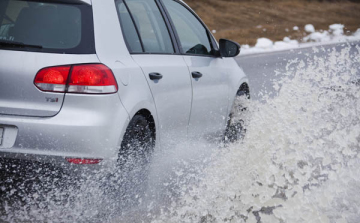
xmin=0 ymin=127 xmax=3 ymax=146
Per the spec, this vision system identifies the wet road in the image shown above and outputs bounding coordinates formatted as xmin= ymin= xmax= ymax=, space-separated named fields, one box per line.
xmin=236 ymin=41 xmax=360 ymax=100
xmin=0 ymin=41 xmax=359 ymax=223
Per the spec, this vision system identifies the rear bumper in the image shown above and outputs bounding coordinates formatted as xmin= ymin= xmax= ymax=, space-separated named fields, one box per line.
xmin=0 ymin=93 xmax=130 ymax=175
xmin=0 ymin=156 xmax=68 ymax=178
xmin=0 ymin=153 xmax=104 ymax=177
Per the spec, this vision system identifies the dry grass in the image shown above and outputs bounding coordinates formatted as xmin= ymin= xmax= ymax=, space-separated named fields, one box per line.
xmin=184 ymin=0 xmax=360 ymax=45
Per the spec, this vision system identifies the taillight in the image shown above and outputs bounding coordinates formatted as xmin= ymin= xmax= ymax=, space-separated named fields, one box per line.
xmin=68 ymin=64 xmax=118 ymax=94
xmin=34 ymin=66 xmax=71 ymax=92
xmin=34 ymin=64 xmax=118 ymax=94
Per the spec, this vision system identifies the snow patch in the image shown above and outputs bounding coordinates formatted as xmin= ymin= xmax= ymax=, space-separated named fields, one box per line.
xmin=305 ymin=24 xmax=315 ymax=33
xmin=241 ymin=23 xmax=360 ymax=55
xmin=255 ymin=38 xmax=273 ymax=49
xmin=329 ymin=24 xmax=344 ymax=36
xmin=354 ymin=28 xmax=360 ymax=38
xmin=303 ymin=30 xmax=331 ymax=42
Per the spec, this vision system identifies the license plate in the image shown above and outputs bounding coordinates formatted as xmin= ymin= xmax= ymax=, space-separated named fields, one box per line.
xmin=0 ymin=127 xmax=3 ymax=146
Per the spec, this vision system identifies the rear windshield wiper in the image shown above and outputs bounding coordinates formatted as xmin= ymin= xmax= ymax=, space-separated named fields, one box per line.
xmin=0 ymin=40 xmax=43 ymax=49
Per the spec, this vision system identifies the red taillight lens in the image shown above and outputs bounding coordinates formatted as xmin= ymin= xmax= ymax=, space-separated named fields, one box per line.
xmin=68 ymin=64 xmax=118 ymax=94
xmin=66 ymin=158 xmax=102 ymax=165
xmin=34 ymin=66 xmax=71 ymax=92
xmin=34 ymin=64 xmax=118 ymax=94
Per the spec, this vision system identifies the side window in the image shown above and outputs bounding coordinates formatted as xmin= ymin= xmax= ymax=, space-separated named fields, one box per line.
xmin=162 ymin=0 xmax=213 ymax=56
xmin=116 ymin=1 xmax=142 ymax=53
xmin=116 ymin=0 xmax=174 ymax=54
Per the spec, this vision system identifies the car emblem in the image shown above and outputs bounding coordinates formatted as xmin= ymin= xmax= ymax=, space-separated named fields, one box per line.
xmin=46 ymin=97 xmax=59 ymax=103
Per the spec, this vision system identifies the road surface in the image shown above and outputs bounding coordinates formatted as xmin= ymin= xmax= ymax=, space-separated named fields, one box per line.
xmin=236 ymin=41 xmax=360 ymax=100
xmin=1 ymin=41 xmax=359 ymax=223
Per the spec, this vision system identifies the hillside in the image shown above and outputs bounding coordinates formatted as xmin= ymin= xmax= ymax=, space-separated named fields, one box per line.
xmin=184 ymin=0 xmax=360 ymax=45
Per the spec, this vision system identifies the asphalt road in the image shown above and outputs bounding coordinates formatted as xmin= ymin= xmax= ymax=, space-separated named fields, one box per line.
xmin=1 ymin=41 xmax=359 ymax=223
xmin=236 ymin=41 xmax=360 ymax=100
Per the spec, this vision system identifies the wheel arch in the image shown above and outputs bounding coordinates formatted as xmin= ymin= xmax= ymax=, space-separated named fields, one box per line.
xmin=237 ymin=82 xmax=250 ymax=99
xmin=114 ymin=108 xmax=157 ymax=166
xmin=134 ymin=109 xmax=156 ymax=139
xmin=226 ymin=80 xmax=250 ymax=122
xmin=115 ymin=107 xmax=158 ymax=160
xmin=223 ymin=81 xmax=250 ymax=143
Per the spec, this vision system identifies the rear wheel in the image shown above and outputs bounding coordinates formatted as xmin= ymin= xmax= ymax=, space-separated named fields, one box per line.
xmin=118 ymin=114 xmax=155 ymax=172
xmin=115 ymin=114 xmax=155 ymax=203
xmin=224 ymin=89 xmax=250 ymax=143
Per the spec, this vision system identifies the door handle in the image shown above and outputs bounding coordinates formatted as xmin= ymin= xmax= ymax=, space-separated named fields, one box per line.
xmin=192 ymin=71 xmax=203 ymax=78
xmin=149 ymin=72 xmax=163 ymax=80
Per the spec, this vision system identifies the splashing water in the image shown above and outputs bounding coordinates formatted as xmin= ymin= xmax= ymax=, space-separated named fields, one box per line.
xmin=151 ymin=45 xmax=360 ymax=223
xmin=0 ymin=45 xmax=359 ymax=223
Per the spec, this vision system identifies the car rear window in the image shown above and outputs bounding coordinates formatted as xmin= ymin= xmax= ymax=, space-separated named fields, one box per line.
xmin=0 ymin=0 xmax=95 ymax=54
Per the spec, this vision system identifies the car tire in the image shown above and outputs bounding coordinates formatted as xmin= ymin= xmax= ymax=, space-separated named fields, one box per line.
xmin=224 ymin=89 xmax=250 ymax=143
xmin=115 ymin=114 xmax=155 ymax=201
xmin=118 ymin=114 xmax=155 ymax=172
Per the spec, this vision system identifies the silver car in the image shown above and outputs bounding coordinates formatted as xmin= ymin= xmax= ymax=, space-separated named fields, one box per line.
xmin=0 ymin=0 xmax=249 ymax=175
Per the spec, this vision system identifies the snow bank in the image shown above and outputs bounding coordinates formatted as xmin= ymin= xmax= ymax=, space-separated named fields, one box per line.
xmin=274 ymin=37 xmax=299 ymax=48
xmin=255 ymin=38 xmax=273 ymax=49
xmin=329 ymin=24 xmax=344 ymax=36
xmin=305 ymin=24 xmax=315 ymax=33
xmin=241 ymin=23 xmax=360 ymax=55
xmin=303 ymin=30 xmax=331 ymax=42
xmin=354 ymin=28 xmax=360 ymax=37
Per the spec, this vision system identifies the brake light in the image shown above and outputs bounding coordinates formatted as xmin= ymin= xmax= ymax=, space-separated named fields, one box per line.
xmin=66 ymin=158 xmax=102 ymax=165
xmin=68 ymin=64 xmax=118 ymax=94
xmin=34 ymin=66 xmax=71 ymax=92
xmin=34 ymin=64 xmax=118 ymax=94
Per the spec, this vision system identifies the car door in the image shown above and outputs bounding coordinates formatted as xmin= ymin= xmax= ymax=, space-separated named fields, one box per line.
xmin=161 ymin=0 xmax=230 ymax=141
xmin=116 ymin=0 xmax=192 ymax=147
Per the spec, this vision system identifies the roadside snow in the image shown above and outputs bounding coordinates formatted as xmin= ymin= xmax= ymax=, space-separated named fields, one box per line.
xmin=274 ymin=37 xmax=299 ymax=48
xmin=305 ymin=24 xmax=315 ymax=33
xmin=255 ymin=38 xmax=273 ymax=49
xmin=329 ymin=24 xmax=344 ymax=36
xmin=354 ymin=28 xmax=360 ymax=37
xmin=304 ymin=31 xmax=331 ymax=42
xmin=241 ymin=24 xmax=360 ymax=55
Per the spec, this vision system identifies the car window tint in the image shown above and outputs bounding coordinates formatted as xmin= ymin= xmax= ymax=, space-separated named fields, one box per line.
xmin=0 ymin=0 xmax=95 ymax=54
xmin=116 ymin=0 xmax=143 ymax=53
xmin=124 ymin=0 xmax=174 ymax=54
xmin=162 ymin=0 xmax=213 ymax=56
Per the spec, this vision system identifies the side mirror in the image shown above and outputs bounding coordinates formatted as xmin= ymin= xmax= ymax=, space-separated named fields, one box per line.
xmin=219 ymin=39 xmax=241 ymax=57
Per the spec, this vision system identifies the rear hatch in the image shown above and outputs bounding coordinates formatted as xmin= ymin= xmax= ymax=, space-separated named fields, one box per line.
xmin=0 ymin=0 xmax=97 ymax=117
